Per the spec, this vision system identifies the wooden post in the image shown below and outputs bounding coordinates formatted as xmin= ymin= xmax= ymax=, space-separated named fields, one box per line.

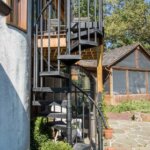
xmin=96 ymin=39 xmax=103 ymax=150
xmin=109 ymin=68 xmax=113 ymax=104
xmin=97 ymin=40 xmax=103 ymax=93
xmin=126 ymin=70 xmax=129 ymax=95
xmin=146 ymin=72 xmax=148 ymax=94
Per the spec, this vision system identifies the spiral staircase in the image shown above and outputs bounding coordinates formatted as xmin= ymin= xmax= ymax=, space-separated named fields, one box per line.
xmin=32 ymin=0 xmax=107 ymax=149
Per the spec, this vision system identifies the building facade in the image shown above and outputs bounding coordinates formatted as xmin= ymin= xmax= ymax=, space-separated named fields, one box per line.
xmin=0 ymin=0 xmax=107 ymax=150
xmin=0 ymin=0 xmax=31 ymax=150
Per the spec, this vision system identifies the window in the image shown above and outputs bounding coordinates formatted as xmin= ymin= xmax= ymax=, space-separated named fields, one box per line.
xmin=7 ymin=0 xmax=27 ymax=30
xmin=116 ymin=52 xmax=136 ymax=68
xmin=138 ymin=50 xmax=150 ymax=69
xmin=113 ymin=70 xmax=126 ymax=95
xmin=104 ymin=78 xmax=110 ymax=94
xmin=129 ymin=71 xmax=146 ymax=94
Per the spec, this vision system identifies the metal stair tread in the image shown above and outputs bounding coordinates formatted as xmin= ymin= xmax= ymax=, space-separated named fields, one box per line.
xmin=58 ymin=55 xmax=81 ymax=65
xmin=80 ymin=40 xmax=98 ymax=46
xmin=32 ymin=100 xmax=62 ymax=106
xmin=70 ymin=40 xmax=98 ymax=52
xmin=32 ymin=100 xmax=52 ymax=106
xmin=40 ymin=71 xmax=69 ymax=78
xmin=47 ymin=112 xmax=66 ymax=118
xmin=32 ymin=87 xmax=68 ymax=93
xmin=71 ymin=28 xmax=102 ymax=40
xmin=71 ymin=21 xmax=99 ymax=30
xmin=58 ymin=55 xmax=81 ymax=60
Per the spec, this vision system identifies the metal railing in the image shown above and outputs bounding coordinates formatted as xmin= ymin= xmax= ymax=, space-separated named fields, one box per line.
xmin=32 ymin=0 xmax=104 ymax=148
xmin=33 ymin=0 xmax=65 ymax=88
xmin=72 ymin=82 xmax=108 ymax=150
xmin=33 ymin=0 xmax=103 ymax=88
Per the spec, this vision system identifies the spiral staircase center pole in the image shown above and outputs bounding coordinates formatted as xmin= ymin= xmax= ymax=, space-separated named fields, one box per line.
xmin=67 ymin=65 xmax=72 ymax=144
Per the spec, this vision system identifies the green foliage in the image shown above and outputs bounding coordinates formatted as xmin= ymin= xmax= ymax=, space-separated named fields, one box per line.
xmin=97 ymin=91 xmax=109 ymax=127
xmin=106 ymin=100 xmax=150 ymax=113
xmin=72 ymin=0 xmax=100 ymax=21
xmin=30 ymin=117 xmax=73 ymax=150
xmin=41 ymin=141 xmax=72 ymax=150
xmin=104 ymin=0 xmax=150 ymax=50
xmin=72 ymin=0 xmax=150 ymax=50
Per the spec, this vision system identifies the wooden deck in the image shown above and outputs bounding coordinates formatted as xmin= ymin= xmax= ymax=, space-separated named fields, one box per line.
xmin=37 ymin=35 xmax=97 ymax=61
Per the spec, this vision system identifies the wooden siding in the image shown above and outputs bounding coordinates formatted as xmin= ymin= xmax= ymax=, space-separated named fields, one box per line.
xmin=7 ymin=0 xmax=27 ymax=30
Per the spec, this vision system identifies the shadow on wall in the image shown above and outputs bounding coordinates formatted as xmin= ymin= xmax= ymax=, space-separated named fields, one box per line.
xmin=0 ymin=65 xmax=29 ymax=150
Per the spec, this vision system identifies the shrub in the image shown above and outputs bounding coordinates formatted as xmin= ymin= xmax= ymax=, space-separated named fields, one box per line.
xmin=30 ymin=117 xmax=73 ymax=150
xmin=106 ymin=100 xmax=150 ymax=113
xmin=41 ymin=141 xmax=73 ymax=150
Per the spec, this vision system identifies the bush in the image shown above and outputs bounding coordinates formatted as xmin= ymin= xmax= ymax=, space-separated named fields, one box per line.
xmin=41 ymin=141 xmax=73 ymax=150
xmin=30 ymin=117 xmax=73 ymax=150
xmin=106 ymin=100 xmax=150 ymax=113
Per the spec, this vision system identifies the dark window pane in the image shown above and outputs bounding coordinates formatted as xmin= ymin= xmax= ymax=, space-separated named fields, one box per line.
xmin=116 ymin=52 xmax=135 ymax=68
xmin=113 ymin=70 xmax=126 ymax=95
xmin=129 ymin=71 xmax=146 ymax=94
xmin=104 ymin=78 xmax=110 ymax=94
xmin=138 ymin=50 xmax=150 ymax=69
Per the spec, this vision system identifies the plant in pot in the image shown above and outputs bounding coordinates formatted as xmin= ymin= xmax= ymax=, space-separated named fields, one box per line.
xmin=103 ymin=128 xmax=113 ymax=139
xmin=105 ymin=147 xmax=116 ymax=150
xmin=99 ymin=91 xmax=113 ymax=140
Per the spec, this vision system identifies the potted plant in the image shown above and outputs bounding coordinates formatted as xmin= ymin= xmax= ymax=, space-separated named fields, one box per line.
xmin=99 ymin=91 xmax=113 ymax=139
xmin=103 ymin=128 xmax=113 ymax=139
xmin=105 ymin=147 xmax=116 ymax=150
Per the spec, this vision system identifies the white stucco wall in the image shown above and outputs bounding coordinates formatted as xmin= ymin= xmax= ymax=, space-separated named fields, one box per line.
xmin=0 ymin=13 xmax=30 ymax=150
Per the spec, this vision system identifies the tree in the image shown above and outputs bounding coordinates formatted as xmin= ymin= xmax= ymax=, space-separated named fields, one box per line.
xmin=104 ymin=0 xmax=150 ymax=50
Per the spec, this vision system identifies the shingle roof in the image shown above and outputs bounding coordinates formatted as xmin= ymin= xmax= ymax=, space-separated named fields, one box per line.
xmin=76 ymin=60 xmax=97 ymax=68
xmin=103 ymin=43 xmax=140 ymax=66
xmin=77 ymin=43 xmax=148 ymax=68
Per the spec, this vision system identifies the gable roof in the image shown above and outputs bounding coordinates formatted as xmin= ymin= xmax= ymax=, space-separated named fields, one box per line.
xmin=77 ymin=43 xmax=149 ymax=68
xmin=103 ymin=43 xmax=149 ymax=67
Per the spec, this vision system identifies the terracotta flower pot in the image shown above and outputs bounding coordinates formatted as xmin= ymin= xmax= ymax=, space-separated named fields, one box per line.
xmin=104 ymin=128 xmax=113 ymax=139
xmin=105 ymin=147 xmax=116 ymax=150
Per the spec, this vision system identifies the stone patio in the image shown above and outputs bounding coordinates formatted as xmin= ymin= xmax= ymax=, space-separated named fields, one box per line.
xmin=104 ymin=113 xmax=150 ymax=150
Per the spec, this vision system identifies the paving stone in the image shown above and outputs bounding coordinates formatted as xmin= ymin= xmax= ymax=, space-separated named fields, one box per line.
xmin=104 ymin=118 xmax=150 ymax=150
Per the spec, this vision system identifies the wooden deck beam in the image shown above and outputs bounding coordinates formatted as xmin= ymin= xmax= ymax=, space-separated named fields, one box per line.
xmin=38 ymin=37 xmax=66 ymax=48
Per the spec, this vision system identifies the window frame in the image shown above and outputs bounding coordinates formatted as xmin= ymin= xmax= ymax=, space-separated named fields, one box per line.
xmin=112 ymin=68 xmax=150 ymax=95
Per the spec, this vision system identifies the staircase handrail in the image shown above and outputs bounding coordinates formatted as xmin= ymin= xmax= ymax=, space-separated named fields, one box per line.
xmin=34 ymin=0 xmax=53 ymax=26
xmin=72 ymin=82 xmax=108 ymax=129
